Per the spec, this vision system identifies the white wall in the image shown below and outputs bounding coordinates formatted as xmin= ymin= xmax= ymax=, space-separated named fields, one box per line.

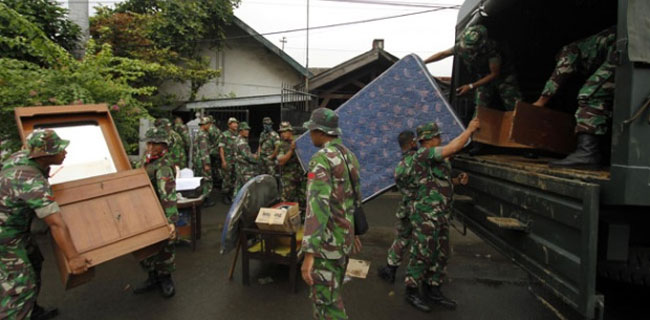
xmin=159 ymin=27 xmax=304 ymax=102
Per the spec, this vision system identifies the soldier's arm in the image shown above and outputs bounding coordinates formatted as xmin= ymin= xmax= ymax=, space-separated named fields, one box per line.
xmin=277 ymin=141 xmax=295 ymax=166
xmin=23 ymin=175 xmax=90 ymax=274
xmin=301 ymin=155 xmax=332 ymax=254
xmin=156 ymin=166 xmax=179 ymax=222
xmin=456 ymin=57 xmax=501 ymax=96
xmin=269 ymin=140 xmax=281 ymax=160
xmin=440 ymin=118 xmax=480 ymax=158
xmin=44 ymin=213 xmax=91 ymax=274
xmin=424 ymin=47 xmax=454 ymax=64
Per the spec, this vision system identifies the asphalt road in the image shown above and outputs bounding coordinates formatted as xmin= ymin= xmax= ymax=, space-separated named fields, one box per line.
xmin=35 ymin=193 xmax=562 ymax=320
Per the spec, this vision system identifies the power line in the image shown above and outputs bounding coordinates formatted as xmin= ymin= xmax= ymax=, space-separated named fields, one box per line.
xmin=321 ymin=0 xmax=461 ymax=9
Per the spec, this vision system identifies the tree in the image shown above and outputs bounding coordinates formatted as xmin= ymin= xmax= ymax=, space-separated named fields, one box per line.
xmin=1 ymin=0 xmax=81 ymax=53
xmin=91 ymin=0 xmax=240 ymax=101
xmin=0 ymin=3 xmax=159 ymax=156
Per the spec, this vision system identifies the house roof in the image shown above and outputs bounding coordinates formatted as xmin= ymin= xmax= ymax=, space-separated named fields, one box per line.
xmin=231 ymin=16 xmax=311 ymax=77
xmin=307 ymin=47 xmax=398 ymax=91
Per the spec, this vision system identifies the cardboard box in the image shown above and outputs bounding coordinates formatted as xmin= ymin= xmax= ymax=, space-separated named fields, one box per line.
xmin=255 ymin=202 xmax=300 ymax=233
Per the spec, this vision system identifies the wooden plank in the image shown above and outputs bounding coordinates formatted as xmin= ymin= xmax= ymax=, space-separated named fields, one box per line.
xmin=510 ymin=101 xmax=576 ymax=154
xmin=474 ymin=106 xmax=531 ymax=148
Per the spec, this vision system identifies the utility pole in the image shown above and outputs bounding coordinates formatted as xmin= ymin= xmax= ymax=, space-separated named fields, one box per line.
xmin=305 ymin=0 xmax=310 ymax=111
xmin=280 ymin=37 xmax=287 ymax=51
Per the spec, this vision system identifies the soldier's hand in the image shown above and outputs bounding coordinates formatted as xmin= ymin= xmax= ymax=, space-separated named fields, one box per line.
xmin=69 ymin=255 xmax=92 ymax=275
xmin=204 ymin=164 xmax=211 ymax=172
xmin=458 ymin=172 xmax=469 ymax=185
xmin=352 ymin=236 xmax=362 ymax=254
xmin=468 ymin=118 xmax=480 ymax=132
xmin=221 ymin=161 xmax=227 ymax=170
xmin=168 ymin=223 xmax=177 ymax=240
xmin=290 ymin=140 xmax=296 ymax=150
xmin=301 ymin=253 xmax=315 ymax=286
xmin=456 ymin=84 xmax=472 ymax=96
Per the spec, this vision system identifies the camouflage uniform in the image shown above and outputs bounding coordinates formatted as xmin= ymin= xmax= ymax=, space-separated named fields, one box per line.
xmin=541 ymin=26 xmax=616 ymax=135
xmin=154 ymin=118 xmax=187 ymax=169
xmin=302 ymin=108 xmax=361 ymax=320
xmin=455 ymin=25 xmax=522 ymax=112
xmin=207 ymin=116 xmax=223 ymax=183
xmin=233 ymin=122 xmax=259 ymax=197
xmin=386 ymin=149 xmax=417 ymax=267
xmin=259 ymin=117 xmax=280 ymax=177
xmin=218 ymin=119 xmax=239 ymax=196
xmin=193 ymin=117 xmax=212 ymax=197
xmin=0 ymin=130 xmax=69 ymax=319
xmin=138 ymin=128 xmax=178 ymax=277
xmin=276 ymin=122 xmax=306 ymax=209
xmin=173 ymin=121 xmax=191 ymax=156
xmin=405 ymin=123 xmax=453 ymax=289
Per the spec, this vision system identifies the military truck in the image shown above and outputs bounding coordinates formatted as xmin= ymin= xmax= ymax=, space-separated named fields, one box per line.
xmin=447 ymin=0 xmax=650 ymax=319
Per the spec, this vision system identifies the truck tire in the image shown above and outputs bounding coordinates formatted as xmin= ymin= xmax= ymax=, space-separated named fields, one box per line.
xmin=598 ymin=247 xmax=650 ymax=286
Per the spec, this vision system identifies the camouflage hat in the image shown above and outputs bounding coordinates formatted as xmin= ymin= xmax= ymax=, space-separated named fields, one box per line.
xmin=25 ymin=129 xmax=69 ymax=159
xmin=416 ymin=122 xmax=442 ymax=141
xmin=239 ymin=121 xmax=251 ymax=131
xmin=459 ymin=25 xmax=487 ymax=51
xmin=227 ymin=117 xmax=239 ymax=124
xmin=262 ymin=117 xmax=273 ymax=125
xmin=144 ymin=127 xmax=170 ymax=145
xmin=303 ymin=108 xmax=341 ymax=136
xmin=278 ymin=121 xmax=293 ymax=132
xmin=207 ymin=115 xmax=215 ymax=123
xmin=199 ymin=116 xmax=211 ymax=125
xmin=154 ymin=118 xmax=172 ymax=128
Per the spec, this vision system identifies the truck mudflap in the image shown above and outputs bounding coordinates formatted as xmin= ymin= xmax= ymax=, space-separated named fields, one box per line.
xmin=453 ymin=156 xmax=603 ymax=319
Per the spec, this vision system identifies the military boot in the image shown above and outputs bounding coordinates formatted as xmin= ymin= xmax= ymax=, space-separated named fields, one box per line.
xmin=405 ymin=286 xmax=431 ymax=313
xmin=133 ymin=271 xmax=159 ymax=294
xmin=378 ymin=265 xmax=397 ymax=284
xmin=550 ymin=133 xmax=602 ymax=169
xmin=424 ymin=283 xmax=457 ymax=310
xmin=32 ymin=304 xmax=58 ymax=320
xmin=159 ymin=274 xmax=176 ymax=298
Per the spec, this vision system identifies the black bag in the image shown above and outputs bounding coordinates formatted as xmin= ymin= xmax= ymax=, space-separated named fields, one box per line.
xmin=334 ymin=145 xmax=369 ymax=235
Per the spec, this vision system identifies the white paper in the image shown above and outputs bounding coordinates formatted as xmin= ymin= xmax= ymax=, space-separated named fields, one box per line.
xmin=179 ymin=168 xmax=195 ymax=179
xmin=176 ymin=177 xmax=202 ymax=191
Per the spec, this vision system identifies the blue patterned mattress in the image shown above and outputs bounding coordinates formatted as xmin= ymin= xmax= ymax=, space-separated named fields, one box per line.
xmin=295 ymin=54 xmax=466 ymax=202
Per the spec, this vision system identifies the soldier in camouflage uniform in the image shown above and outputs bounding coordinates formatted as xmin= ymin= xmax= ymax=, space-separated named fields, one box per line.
xmin=193 ymin=117 xmax=213 ymax=205
xmin=0 ymin=129 xmax=91 ymax=319
xmin=425 ymin=25 xmax=522 ymax=113
xmin=276 ymin=122 xmax=306 ymax=210
xmin=232 ymin=122 xmax=259 ymax=197
xmin=218 ymin=118 xmax=239 ymax=203
xmin=378 ymin=130 xmax=418 ymax=284
xmin=173 ymin=117 xmax=191 ymax=157
xmin=404 ymin=119 xmax=479 ymax=313
xmin=533 ymin=26 xmax=616 ymax=168
xmin=133 ymin=128 xmax=179 ymax=298
xmin=206 ymin=116 xmax=223 ymax=185
xmin=301 ymin=108 xmax=362 ymax=320
xmin=154 ymin=118 xmax=187 ymax=169
xmin=258 ymin=117 xmax=280 ymax=177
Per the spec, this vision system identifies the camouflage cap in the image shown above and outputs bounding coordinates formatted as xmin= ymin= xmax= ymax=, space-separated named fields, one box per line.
xmin=154 ymin=118 xmax=172 ymax=128
xmin=459 ymin=25 xmax=487 ymax=51
xmin=278 ymin=121 xmax=293 ymax=132
xmin=25 ymin=129 xmax=69 ymax=159
xmin=227 ymin=117 xmax=239 ymax=124
xmin=262 ymin=117 xmax=273 ymax=125
xmin=199 ymin=116 xmax=211 ymax=125
xmin=416 ymin=122 xmax=442 ymax=141
xmin=303 ymin=107 xmax=342 ymax=136
xmin=144 ymin=127 xmax=170 ymax=145
xmin=239 ymin=121 xmax=251 ymax=131
xmin=207 ymin=115 xmax=215 ymax=123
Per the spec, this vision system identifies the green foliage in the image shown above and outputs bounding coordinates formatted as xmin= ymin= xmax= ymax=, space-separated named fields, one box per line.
xmin=0 ymin=2 xmax=71 ymax=67
xmin=91 ymin=0 xmax=239 ymax=101
xmin=1 ymin=0 xmax=81 ymax=54
xmin=0 ymin=4 xmax=159 ymax=154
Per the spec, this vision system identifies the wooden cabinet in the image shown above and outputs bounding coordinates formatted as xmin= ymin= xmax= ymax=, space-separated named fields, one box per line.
xmin=14 ymin=105 xmax=170 ymax=289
